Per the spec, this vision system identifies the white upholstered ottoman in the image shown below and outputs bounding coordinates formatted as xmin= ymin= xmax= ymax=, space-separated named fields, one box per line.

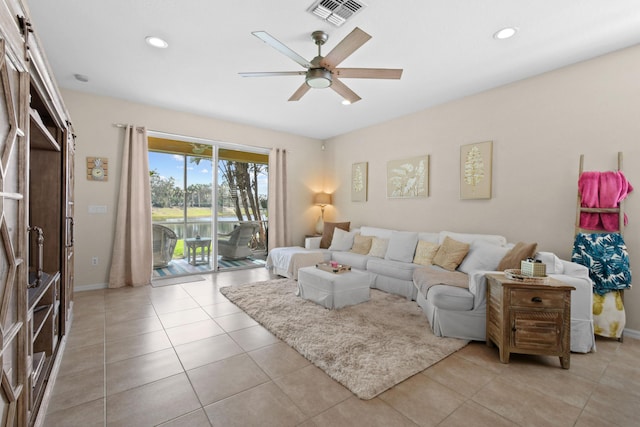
xmin=297 ymin=266 xmax=373 ymax=309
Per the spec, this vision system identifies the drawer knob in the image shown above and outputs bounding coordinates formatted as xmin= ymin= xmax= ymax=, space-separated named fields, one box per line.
xmin=531 ymin=297 xmax=543 ymax=303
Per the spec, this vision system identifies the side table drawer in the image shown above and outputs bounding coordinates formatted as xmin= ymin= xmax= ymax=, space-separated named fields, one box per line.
xmin=510 ymin=289 xmax=565 ymax=309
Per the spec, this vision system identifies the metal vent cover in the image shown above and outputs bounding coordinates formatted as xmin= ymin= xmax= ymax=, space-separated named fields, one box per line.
xmin=307 ymin=0 xmax=367 ymax=27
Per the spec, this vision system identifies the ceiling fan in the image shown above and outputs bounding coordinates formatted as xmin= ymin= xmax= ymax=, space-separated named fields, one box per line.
xmin=239 ymin=27 xmax=403 ymax=104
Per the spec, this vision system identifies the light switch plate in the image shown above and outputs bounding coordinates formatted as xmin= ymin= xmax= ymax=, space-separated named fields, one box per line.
xmin=88 ymin=205 xmax=108 ymax=214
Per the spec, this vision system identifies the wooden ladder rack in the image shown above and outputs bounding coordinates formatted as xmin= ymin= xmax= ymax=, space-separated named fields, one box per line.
xmin=575 ymin=151 xmax=626 ymax=341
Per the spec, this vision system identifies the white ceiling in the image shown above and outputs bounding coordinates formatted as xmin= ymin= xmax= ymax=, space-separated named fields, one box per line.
xmin=25 ymin=0 xmax=640 ymax=140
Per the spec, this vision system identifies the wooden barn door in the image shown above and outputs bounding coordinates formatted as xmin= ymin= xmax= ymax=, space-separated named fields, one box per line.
xmin=0 ymin=37 xmax=29 ymax=426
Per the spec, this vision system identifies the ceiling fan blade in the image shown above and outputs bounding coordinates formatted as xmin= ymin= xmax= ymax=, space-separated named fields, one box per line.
xmin=288 ymin=83 xmax=311 ymax=101
xmin=334 ymin=68 xmax=403 ymax=79
xmin=239 ymin=71 xmax=306 ymax=78
xmin=330 ymin=79 xmax=361 ymax=104
xmin=252 ymin=31 xmax=312 ymax=69
xmin=321 ymin=27 xmax=371 ymax=69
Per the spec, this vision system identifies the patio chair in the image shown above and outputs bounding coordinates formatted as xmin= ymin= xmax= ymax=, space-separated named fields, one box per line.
xmin=152 ymin=224 xmax=178 ymax=268
xmin=218 ymin=222 xmax=259 ymax=260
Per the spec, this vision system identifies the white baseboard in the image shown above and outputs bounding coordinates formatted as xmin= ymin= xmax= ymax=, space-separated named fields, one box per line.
xmin=74 ymin=282 xmax=108 ymax=292
xmin=623 ymin=328 xmax=640 ymax=340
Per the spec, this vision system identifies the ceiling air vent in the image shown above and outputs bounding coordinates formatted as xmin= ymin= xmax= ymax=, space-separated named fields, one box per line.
xmin=307 ymin=0 xmax=367 ymax=27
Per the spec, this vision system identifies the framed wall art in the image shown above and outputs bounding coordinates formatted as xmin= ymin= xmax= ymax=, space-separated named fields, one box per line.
xmin=460 ymin=141 xmax=492 ymax=199
xmin=351 ymin=162 xmax=368 ymax=202
xmin=386 ymin=155 xmax=429 ymax=199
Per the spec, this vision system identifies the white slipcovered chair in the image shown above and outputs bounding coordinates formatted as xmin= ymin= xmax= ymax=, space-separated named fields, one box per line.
xmin=152 ymin=224 xmax=178 ymax=268
xmin=218 ymin=222 xmax=259 ymax=260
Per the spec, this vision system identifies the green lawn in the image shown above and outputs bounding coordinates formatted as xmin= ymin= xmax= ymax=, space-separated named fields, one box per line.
xmin=173 ymin=239 xmax=185 ymax=258
xmin=152 ymin=207 xmax=213 ymax=221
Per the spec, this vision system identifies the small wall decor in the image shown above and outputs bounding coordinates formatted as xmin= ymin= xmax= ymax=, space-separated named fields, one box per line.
xmin=87 ymin=156 xmax=108 ymax=181
xmin=351 ymin=162 xmax=368 ymax=202
xmin=386 ymin=155 xmax=429 ymax=198
xmin=460 ymin=141 xmax=492 ymax=199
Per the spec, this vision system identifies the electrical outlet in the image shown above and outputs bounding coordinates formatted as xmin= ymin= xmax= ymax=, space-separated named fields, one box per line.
xmin=91 ymin=256 xmax=98 ymax=266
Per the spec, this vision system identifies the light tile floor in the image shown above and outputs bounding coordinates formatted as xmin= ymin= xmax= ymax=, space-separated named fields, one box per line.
xmin=44 ymin=268 xmax=640 ymax=426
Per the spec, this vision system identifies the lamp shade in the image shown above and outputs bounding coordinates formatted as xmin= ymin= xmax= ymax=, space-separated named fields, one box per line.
xmin=314 ymin=192 xmax=332 ymax=206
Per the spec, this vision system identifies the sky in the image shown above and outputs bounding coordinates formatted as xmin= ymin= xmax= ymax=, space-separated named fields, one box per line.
xmin=148 ymin=151 xmax=268 ymax=195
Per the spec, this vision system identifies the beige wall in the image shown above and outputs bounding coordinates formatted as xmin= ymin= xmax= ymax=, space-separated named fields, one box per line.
xmin=64 ymin=42 xmax=640 ymax=332
xmin=324 ymin=44 xmax=640 ymax=332
xmin=62 ymin=90 xmax=324 ymax=290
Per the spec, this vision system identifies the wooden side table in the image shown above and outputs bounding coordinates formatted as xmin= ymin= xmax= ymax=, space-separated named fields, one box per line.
xmin=184 ymin=237 xmax=212 ymax=265
xmin=485 ymin=273 xmax=575 ymax=369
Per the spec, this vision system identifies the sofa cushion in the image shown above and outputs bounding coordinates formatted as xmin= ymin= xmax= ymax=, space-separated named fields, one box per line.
xmin=458 ymin=240 xmax=510 ymax=274
xmin=360 ymin=226 xmax=394 ymax=239
xmin=320 ymin=221 xmax=350 ymax=249
xmin=368 ymin=237 xmax=389 ymax=258
xmin=413 ymin=241 xmax=440 ymax=266
xmin=367 ymin=258 xmax=419 ymax=281
xmin=535 ymin=251 xmax=563 ymax=274
xmin=385 ymin=231 xmax=419 ymax=263
xmin=350 ymin=234 xmax=373 ymax=255
xmin=439 ymin=231 xmax=507 ymax=246
xmin=331 ymin=251 xmax=370 ymax=270
xmin=497 ymin=241 xmax=538 ymax=270
xmin=417 ymin=232 xmax=440 ymax=243
xmin=328 ymin=228 xmax=356 ymax=251
xmin=427 ymin=285 xmax=475 ymax=311
xmin=433 ymin=237 xmax=470 ymax=271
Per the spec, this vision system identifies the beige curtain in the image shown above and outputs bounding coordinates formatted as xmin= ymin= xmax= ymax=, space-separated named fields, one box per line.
xmin=108 ymin=125 xmax=152 ymax=288
xmin=268 ymin=148 xmax=290 ymax=250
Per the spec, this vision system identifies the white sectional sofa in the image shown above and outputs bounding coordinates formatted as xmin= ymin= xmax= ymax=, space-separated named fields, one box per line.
xmin=277 ymin=225 xmax=596 ymax=353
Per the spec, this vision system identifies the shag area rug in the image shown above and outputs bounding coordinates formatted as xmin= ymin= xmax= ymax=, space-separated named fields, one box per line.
xmin=220 ymin=278 xmax=468 ymax=399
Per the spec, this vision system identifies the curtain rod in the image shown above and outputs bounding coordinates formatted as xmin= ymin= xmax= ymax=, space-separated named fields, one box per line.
xmin=111 ymin=123 xmax=145 ymax=131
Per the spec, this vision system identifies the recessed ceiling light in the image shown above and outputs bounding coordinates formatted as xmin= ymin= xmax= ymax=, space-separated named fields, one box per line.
xmin=145 ymin=36 xmax=169 ymax=48
xmin=341 ymin=99 xmax=351 ymax=105
xmin=493 ymin=27 xmax=518 ymax=40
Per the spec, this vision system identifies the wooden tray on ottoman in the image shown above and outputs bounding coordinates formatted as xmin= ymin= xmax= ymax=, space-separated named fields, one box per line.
xmin=316 ymin=262 xmax=352 ymax=274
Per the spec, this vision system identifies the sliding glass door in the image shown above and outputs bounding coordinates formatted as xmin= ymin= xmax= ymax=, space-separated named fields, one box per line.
xmin=148 ymin=142 xmax=214 ymax=276
xmin=148 ymin=136 xmax=268 ymax=277
xmin=216 ymin=149 xmax=268 ymax=269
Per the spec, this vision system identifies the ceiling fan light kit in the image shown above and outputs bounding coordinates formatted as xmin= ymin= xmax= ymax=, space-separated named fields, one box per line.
xmin=240 ymin=27 xmax=402 ymax=103
xmin=306 ymin=68 xmax=332 ymax=88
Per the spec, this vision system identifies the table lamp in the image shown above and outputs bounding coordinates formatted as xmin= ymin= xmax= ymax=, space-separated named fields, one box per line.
xmin=314 ymin=192 xmax=332 ymax=234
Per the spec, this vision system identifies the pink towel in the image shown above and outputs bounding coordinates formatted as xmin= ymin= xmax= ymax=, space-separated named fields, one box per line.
xmin=579 ymin=171 xmax=601 ymax=229
xmin=600 ymin=171 xmax=634 ymax=231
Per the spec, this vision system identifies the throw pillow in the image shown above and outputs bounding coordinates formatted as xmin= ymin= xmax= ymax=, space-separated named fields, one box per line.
xmin=458 ymin=241 xmax=510 ymax=274
xmin=368 ymin=237 xmax=389 ymax=258
xmin=497 ymin=241 xmax=538 ymax=270
xmin=432 ymin=236 xmax=470 ymax=271
xmin=320 ymin=221 xmax=350 ymax=249
xmin=351 ymin=234 xmax=373 ymax=255
xmin=413 ymin=241 xmax=440 ymax=266
xmin=328 ymin=228 xmax=357 ymax=251
xmin=385 ymin=231 xmax=419 ymax=263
